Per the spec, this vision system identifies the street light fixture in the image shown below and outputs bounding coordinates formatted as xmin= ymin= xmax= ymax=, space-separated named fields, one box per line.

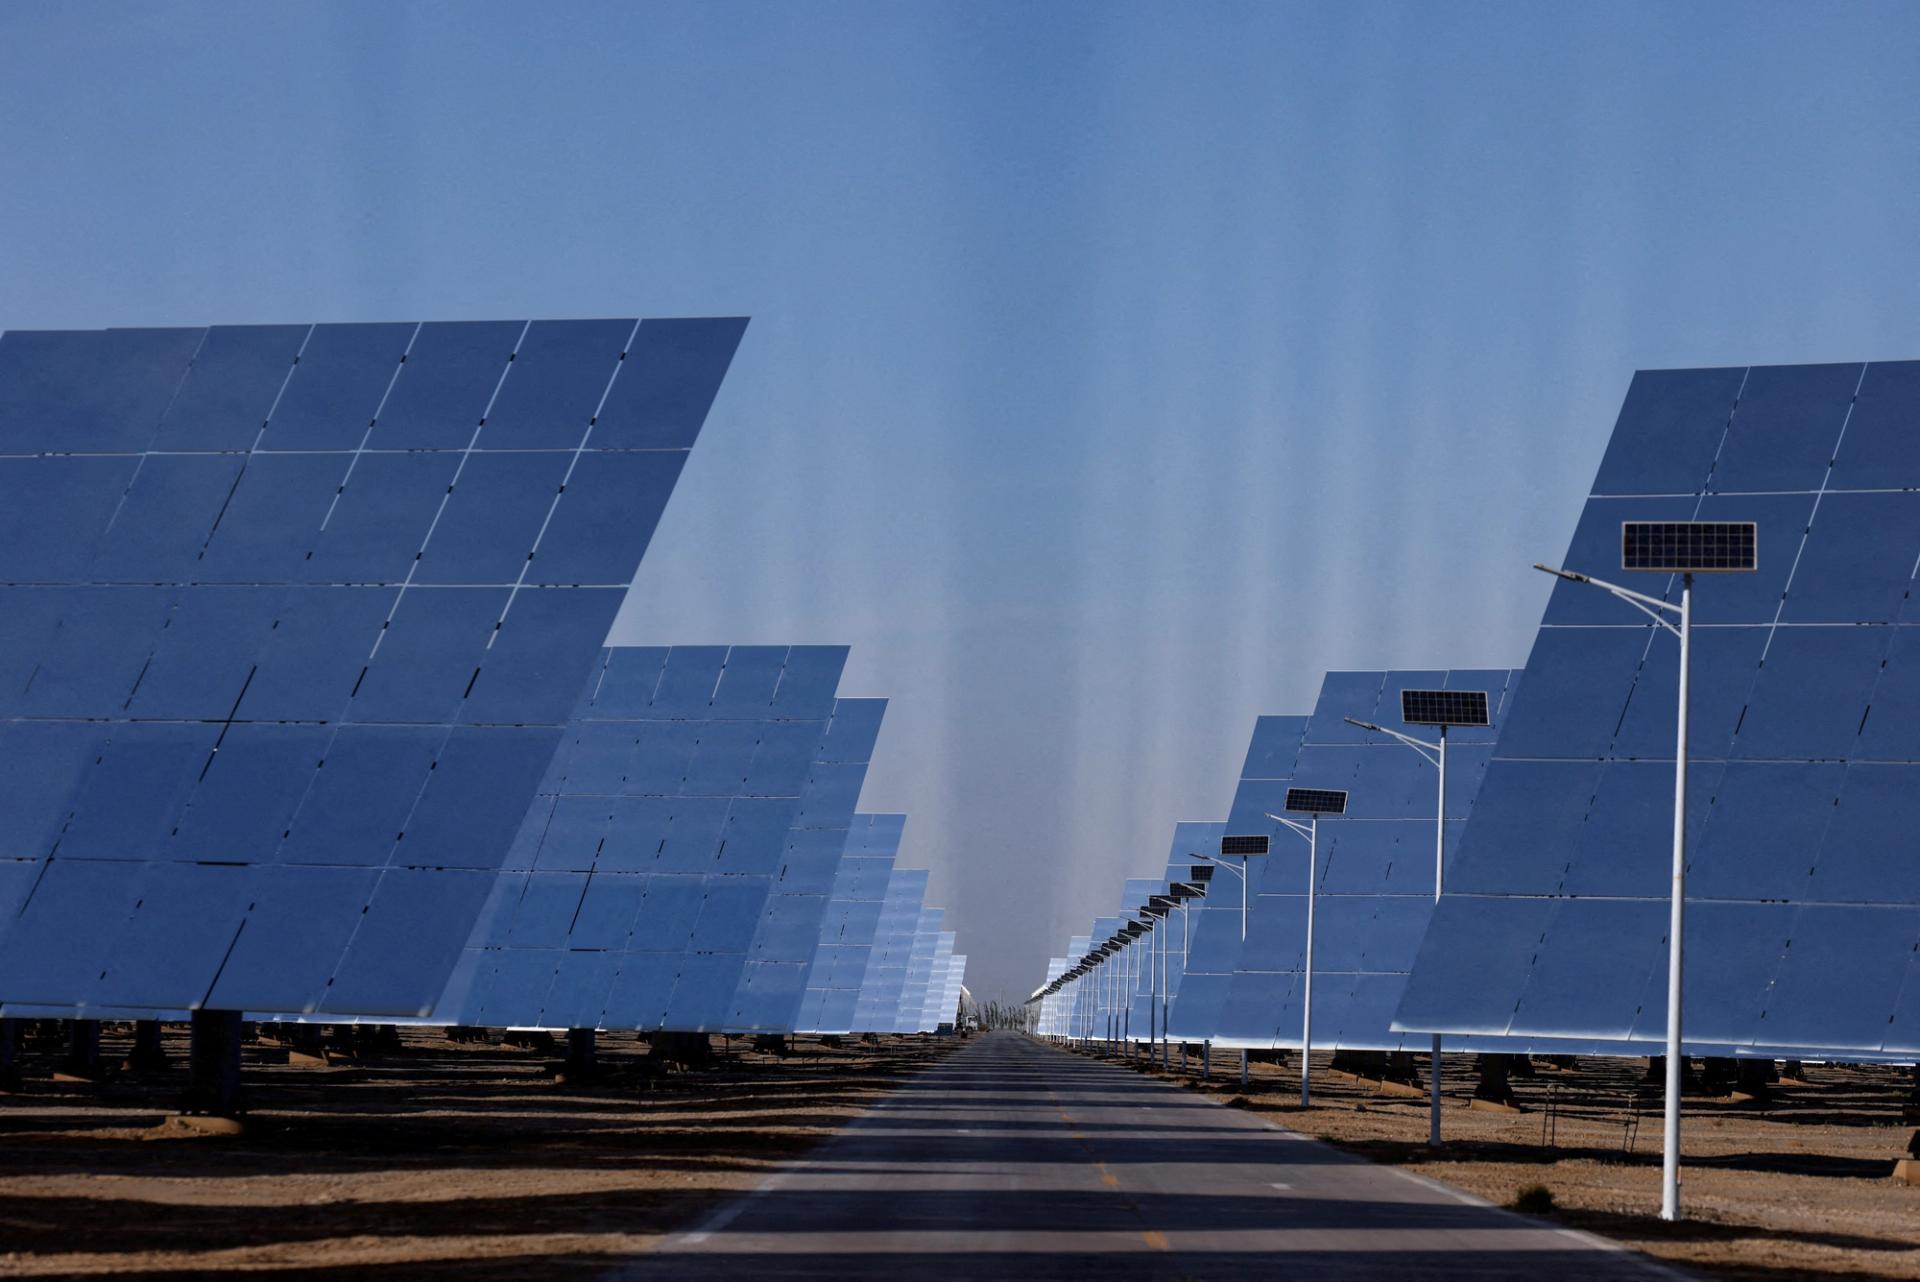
xmin=1201 ymin=833 xmax=1271 ymax=942
xmin=1345 ymin=686 xmax=1491 ymax=1150
xmin=1266 ymin=785 xmax=1349 ymax=1108
xmin=1537 ymin=517 xmax=1757 ymax=1223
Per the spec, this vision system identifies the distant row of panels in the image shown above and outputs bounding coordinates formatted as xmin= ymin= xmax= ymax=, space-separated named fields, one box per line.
xmin=1042 ymin=361 xmax=1920 ymax=1063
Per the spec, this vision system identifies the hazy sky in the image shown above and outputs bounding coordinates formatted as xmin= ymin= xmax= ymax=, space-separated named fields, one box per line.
xmin=4 ymin=2 xmax=1918 ymax=1001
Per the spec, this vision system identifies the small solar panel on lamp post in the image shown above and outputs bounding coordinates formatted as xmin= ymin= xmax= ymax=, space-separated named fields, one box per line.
xmin=1266 ymin=787 xmax=1349 ymax=1108
xmin=1537 ymin=519 xmax=1757 ymax=1223
xmin=1345 ymin=687 xmax=1493 ymax=1150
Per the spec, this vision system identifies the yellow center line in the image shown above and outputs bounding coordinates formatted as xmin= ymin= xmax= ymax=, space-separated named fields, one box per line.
xmin=1062 ymin=1100 xmax=1161 ymax=1251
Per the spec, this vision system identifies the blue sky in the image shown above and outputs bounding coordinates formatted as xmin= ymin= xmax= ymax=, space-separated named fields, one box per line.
xmin=4 ymin=2 xmax=1918 ymax=1001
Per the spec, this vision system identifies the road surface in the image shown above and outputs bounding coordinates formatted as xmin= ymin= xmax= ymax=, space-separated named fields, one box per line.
xmin=613 ymin=1031 xmax=1682 ymax=1280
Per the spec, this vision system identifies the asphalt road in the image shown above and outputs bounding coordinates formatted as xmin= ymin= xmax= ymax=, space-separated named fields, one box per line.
xmin=613 ymin=1031 xmax=1683 ymax=1281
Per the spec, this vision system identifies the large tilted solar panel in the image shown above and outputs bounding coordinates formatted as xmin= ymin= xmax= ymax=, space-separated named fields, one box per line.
xmin=1050 ymin=954 xmax=1073 ymax=1038
xmin=1044 ymin=955 xmax=1074 ymax=1038
xmin=1165 ymin=716 xmax=1308 ymax=1044
xmin=851 ymin=867 xmax=927 ymax=1032
xmin=0 ymin=318 xmax=745 ymax=1020
xmin=1084 ymin=908 xmax=1128 ymax=1038
xmin=1124 ymin=821 xmax=1220 ymax=1040
xmin=917 ymin=931 xmax=955 ymax=1031
xmin=1397 ymin=361 xmax=1920 ymax=1056
xmin=896 ymin=907 xmax=944 ymax=1033
xmin=1111 ymin=884 xmax=1153 ymax=1038
xmin=794 ymin=813 xmax=904 ymax=1034
xmin=1204 ymin=671 xmax=1530 ymax=1052
xmin=730 ymin=697 xmax=883 ymax=1032
xmin=434 ymin=645 xmax=873 ymax=1033
xmin=1213 ymin=671 xmax=1528 ymax=1051
xmin=1122 ymin=853 xmax=1188 ymax=1039
xmin=1051 ymin=935 xmax=1091 ymax=1038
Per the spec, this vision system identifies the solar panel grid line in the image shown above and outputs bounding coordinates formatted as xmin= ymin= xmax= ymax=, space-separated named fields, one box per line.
xmin=297 ymin=324 xmax=422 ymax=556
xmin=488 ymin=319 xmax=644 ymax=633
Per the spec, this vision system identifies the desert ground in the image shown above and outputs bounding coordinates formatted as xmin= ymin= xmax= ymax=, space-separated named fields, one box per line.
xmin=1091 ymin=1041 xmax=1920 ymax=1282
xmin=0 ymin=1023 xmax=958 ymax=1280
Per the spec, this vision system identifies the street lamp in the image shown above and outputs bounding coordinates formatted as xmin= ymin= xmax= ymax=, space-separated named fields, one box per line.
xmin=1147 ymin=894 xmax=1175 ymax=1066
xmin=1537 ymin=517 xmax=1757 ymax=1223
xmin=1266 ymin=786 xmax=1349 ymax=1108
xmin=1345 ymin=685 xmax=1492 ymax=1150
xmin=1201 ymin=833 xmax=1271 ymax=942
xmin=1121 ymin=920 xmax=1147 ymax=1049
xmin=1166 ymin=881 xmax=1206 ymax=1073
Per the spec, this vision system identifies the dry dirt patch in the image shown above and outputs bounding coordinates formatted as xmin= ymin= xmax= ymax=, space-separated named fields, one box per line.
xmin=1110 ymin=1045 xmax=1920 ymax=1282
xmin=0 ymin=1026 xmax=957 ymax=1279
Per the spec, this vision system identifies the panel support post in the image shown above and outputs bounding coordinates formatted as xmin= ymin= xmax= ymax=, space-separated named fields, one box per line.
xmin=1661 ymin=574 xmax=1691 ymax=1223
xmin=1431 ymin=724 xmax=1446 ymax=1147
xmin=565 ymin=1028 xmax=597 ymax=1079
xmin=1473 ymin=1053 xmax=1517 ymax=1106
xmin=1300 ymin=815 xmax=1317 ymax=1108
xmin=61 ymin=1020 xmax=100 ymax=1080
xmin=0 ymin=1017 xmax=19 ymax=1090
xmin=1202 ymin=1041 xmax=1210 ymax=1079
xmin=127 ymin=1019 xmax=169 ymax=1073
xmin=186 ymin=1009 xmax=244 ymax=1117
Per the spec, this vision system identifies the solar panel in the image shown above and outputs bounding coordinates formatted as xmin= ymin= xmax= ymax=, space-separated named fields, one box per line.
xmin=435 ymin=647 xmax=879 ymax=1034
xmin=1283 ymin=787 xmax=1349 ymax=815
xmin=1161 ymin=717 xmax=1305 ymax=1043
xmin=1621 ymin=520 xmax=1758 ymax=572
xmin=794 ymin=814 xmax=905 ymax=1035
xmin=1400 ymin=689 xmax=1491 ymax=727
xmin=851 ymin=868 xmax=928 ymax=1032
xmin=1398 ymin=359 xmax=1920 ymax=1057
xmin=1169 ymin=670 xmax=1634 ymax=1054
xmin=1220 ymin=834 xmax=1270 ymax=857
xmin=896 ymin=908 xmax=945 ymax=1033
xmin=0 ymin=318 xmax=747 ymax=1022
xmin=1121 ymin=824 xmax=1217 ymax=1042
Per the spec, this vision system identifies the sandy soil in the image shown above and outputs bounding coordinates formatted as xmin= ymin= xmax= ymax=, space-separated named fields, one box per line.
xmin=0 ymin=1024 xmax=958 ymax=1280
xmin=1103 ymin=1042 xmax=1920 ymax=1281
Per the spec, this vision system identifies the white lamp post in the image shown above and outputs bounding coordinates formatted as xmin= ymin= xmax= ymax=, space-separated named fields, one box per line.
xmin=1345 ymin=685 xmax=1493 ymax=1149
xmin=1537 ymin=517 xmax=1757 ymax=1223
xmin=1266 ymin=786 xmax=1350 ymax=1108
